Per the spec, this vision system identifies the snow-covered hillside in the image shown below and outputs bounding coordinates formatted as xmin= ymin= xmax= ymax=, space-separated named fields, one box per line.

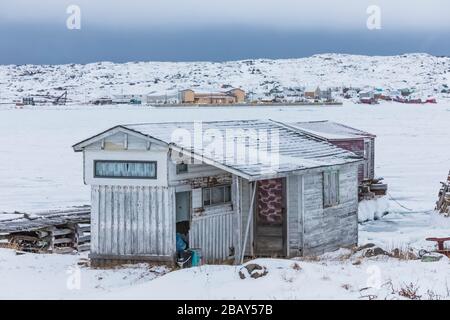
xmin=0 ymin=53 xmax=449 ymax=103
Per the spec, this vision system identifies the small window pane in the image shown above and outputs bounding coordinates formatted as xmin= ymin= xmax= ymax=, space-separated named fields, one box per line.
xmin=203 ymin=185 xmax=232 ymax=207
xmin=323 ymin=171 xmax=339 ymax=207
xmin=176 ymin=163 xmax=188 ymax=174
xmin=203 ymin=188 xmax=211 ymax=206
xmin=211 ymin=187 xmax=225 ymax=205
xmin=224 ymin=186 xmax=231 ymax=202
xmin=94 ymin=161 xmax=156 ymax=179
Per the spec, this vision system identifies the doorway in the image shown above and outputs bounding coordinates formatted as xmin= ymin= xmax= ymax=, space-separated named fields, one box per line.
xmin=254 ymin=178 xmax=286 ymax=257
xmin=176 ymin=191 xmax=191 ymax=240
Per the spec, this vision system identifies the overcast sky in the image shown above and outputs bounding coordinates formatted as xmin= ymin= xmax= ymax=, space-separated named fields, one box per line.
xmin=0 ymin=0 xmax=449 ymax=64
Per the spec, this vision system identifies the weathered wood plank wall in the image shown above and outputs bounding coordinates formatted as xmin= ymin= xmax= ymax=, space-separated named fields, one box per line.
xmin=302 ymin=164 xmax=359 ymax=256
xmin=286 ymin=174 xmax=303 ymax=257
xmin=91 ymin=185 xmax=175 ymax=259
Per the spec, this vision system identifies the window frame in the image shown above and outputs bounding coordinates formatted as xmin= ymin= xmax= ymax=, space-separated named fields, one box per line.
xmin=202 ymin=185 xmax=232 ymax=207
xmin=93 ymin=160 xmax=157 ymax=179
xmin=323 ymin=170 xmax=340 ymax=208
xmin=176 ymin=163 xmax=189 ymax=174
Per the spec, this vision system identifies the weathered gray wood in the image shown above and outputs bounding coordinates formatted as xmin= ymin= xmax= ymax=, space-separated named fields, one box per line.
xmin=52 ymin=237 xmax=73 ymax=245
xmin=241 ymin=182 xmax=256 ymax=263
xmin=302 ymin=164 xmax=358 ymax=256
xmin=233 ymin=176 xmax=242 ymax=264
xmin=91 ymin=185 xmax=175 ymax=258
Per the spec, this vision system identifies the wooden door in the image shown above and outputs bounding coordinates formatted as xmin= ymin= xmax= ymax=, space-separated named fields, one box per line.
xmin=254 ymin=178 xmax=286 ymax=257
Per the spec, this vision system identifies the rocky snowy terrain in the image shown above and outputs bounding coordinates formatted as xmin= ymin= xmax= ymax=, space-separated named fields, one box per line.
xmin=1 ymin=55 xmax=450 ymax=300
xmin=0 ymin=53 xmax=449 ymax=103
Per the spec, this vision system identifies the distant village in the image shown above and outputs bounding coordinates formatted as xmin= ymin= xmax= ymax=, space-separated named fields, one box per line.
xmin=15 ymin=84 xmax=443 ymax=107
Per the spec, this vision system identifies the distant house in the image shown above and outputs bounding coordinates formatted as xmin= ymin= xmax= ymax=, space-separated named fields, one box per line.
xmin=359 ymin=91 xmax=376 ymax=104
xmin=180 ymin=88 xmax=246 ymax=104
xmin=73 ymin=120 xmax=363 ymax=266
xmin=113 ymin=93 xmax=180 ymax=105
xmin=343 ymin=88 xmax=358 ymax=99
xmin=304 ymin=86 xmax=321 ymax=100
xmin=92 ymin=97 xmax=113 ymax=105
xmin=400 ymin=88 xmax=412 ymax=97
xmin=112 ymin=94 xmax=145 ymax=104
xmin=319 ymin=88 xmax=333 ymax=101
xmin=146 ymin=94 xmax=179 ymax=105
xmin=284 ymin=121 xmax=376 ymax=184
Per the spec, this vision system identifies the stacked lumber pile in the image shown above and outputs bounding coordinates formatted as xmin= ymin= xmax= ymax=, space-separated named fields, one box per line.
xmin=359 ymin=177 xmax=388 ymax=201
xmin=436 ymin=171 xmax=450 ymax=217
xmin=73 ymin=223 xmax=91 ymax=252
xmin=0 ymin=208 xmax=90 ymax=253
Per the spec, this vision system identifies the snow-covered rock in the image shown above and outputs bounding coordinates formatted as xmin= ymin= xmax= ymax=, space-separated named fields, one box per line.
xmin=358 ymin=196 xmax=389 ymax=223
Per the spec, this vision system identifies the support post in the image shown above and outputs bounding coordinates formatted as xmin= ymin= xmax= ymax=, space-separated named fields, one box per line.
xmin=240 ymin=181 xmax=257 ymax=264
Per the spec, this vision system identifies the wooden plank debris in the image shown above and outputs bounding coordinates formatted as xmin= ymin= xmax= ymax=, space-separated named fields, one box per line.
xmin=358 ymin=177 xmax=388 ymax=201
xmin=0 ymin=208 xmax=91 ymax=254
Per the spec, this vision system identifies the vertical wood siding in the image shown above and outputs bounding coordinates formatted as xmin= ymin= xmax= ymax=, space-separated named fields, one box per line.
xmin=286 ymin=175 xmax=303 ymax=257
xmin=302 ymin=164 xmax=359 ymax=256
xmin=91 ymin=185 xmax=175 ymax=258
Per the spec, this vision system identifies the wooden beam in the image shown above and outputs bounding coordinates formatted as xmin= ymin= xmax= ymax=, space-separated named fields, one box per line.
xmin=240 ymin=181 xmax=257 ymax=264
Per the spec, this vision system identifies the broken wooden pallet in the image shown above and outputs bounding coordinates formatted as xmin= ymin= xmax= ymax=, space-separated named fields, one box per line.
xmin=0 ymin=208 xmax=91 ymax=254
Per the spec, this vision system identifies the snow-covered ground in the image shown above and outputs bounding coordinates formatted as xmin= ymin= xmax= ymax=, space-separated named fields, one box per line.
xmin=1 ymin=247 xmax=449 ymax=300
xmin=0 ymin=249 xmax=169 ymax=299
xmin=108 ymin=253 xmax=450 ymax=300
xmin=1 ymin=101 xmax=450 ymax=299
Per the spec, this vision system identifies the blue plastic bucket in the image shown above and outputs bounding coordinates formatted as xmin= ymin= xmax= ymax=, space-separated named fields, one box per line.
xmin=190 ymin=248 xmax=203 ymax=266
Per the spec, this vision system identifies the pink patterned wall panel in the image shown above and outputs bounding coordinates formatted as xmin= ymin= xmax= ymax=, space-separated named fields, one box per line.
xmin=257 ymin=178 xmax=283 ymax=224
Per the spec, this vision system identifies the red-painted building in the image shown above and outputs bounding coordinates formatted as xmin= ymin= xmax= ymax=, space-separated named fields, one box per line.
xmin=286 ymin=121 xmax=376 ymax=184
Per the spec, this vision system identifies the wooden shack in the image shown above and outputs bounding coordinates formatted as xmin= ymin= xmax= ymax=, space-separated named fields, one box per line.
xmin=73 ymin=120 xmax=363 ymax=266
xmin=283 ymin=121 xmax=376 ymax=184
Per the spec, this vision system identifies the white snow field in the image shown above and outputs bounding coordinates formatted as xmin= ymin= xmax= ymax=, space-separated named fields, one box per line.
xmin=1 ymin=101 xmax=450 ymax=299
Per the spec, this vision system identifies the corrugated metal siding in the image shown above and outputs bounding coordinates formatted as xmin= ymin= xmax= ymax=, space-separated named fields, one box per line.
xmin=189 ymin=209 xmax=234 ymax=263
xmin=91 ymin=185 xmax=175 ymax=258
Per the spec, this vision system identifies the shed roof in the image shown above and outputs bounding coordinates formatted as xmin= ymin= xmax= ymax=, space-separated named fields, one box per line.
xmin=73 ymin=120 xmax=362 ymax=181
xmin=285 ymin=121 xmax=376 ymax=141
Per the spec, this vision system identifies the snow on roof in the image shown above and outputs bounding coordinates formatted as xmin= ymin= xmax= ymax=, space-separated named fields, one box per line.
xmin=286 ymin=121 xmax=376 ymax=140
xmin=304 ymin=86 xmax=320 ymax=92
xmin=181 ymin=88 xmax=243 ymax=95
xmin=73 ymin=120 xmax=362 ymax=180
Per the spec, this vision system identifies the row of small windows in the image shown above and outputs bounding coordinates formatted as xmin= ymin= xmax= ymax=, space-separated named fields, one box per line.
xmin=94 ymin=160 xmax=157 ymax=179
xmin=94 ymin=161 xmax=189 ymax=179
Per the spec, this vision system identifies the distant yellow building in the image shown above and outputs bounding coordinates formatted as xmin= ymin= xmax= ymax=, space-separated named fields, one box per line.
xmin=180 ymin=88 xmax=246 ymax=104
xmin=304 ymin=86 xmax=321 ymax=100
